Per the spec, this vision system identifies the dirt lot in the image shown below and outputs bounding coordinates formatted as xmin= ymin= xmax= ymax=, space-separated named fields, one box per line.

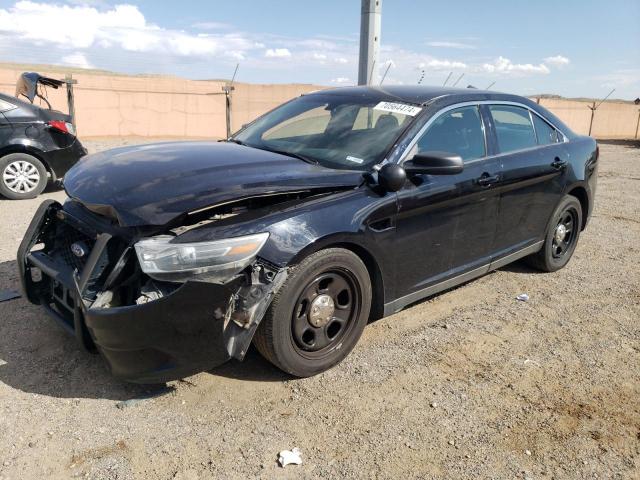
xmin=0 ymin=140 xmax=638 ymax=479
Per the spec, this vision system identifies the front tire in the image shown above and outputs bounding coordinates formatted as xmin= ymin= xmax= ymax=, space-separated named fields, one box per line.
xmin=525 ymin=194 xmax=583 ymax=272
xmin=0 ymin=153 xmax=48 ymax=199
xmin=253 ymin=248 xmax=372 ymax=377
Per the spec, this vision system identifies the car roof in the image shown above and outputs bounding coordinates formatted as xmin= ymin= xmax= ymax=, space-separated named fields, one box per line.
xmin=310 ymin=85 xmax=501 ymax=105
xmin=305 ymin=85 xmax=576 ymax=138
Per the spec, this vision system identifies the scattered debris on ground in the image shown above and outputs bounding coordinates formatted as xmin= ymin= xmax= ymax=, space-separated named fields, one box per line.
xmin=0 ymin=289 xmax=20 ymax=303
xmin=278 ymin=448 xmax=303 ymax=467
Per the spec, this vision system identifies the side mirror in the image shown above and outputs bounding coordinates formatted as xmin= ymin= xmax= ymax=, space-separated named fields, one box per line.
xmin=377 ymin=163 xmax=406 ymax=192
xmin=404 ymin=151 xmax=464 ymax=175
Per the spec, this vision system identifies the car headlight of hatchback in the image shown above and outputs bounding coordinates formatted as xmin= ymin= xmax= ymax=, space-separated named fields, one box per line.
xmin=134 ymin=232 xmax=269 ymax=282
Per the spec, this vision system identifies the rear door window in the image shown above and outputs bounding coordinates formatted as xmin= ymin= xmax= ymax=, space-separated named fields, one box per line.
xmin=489 ymin=105 xmax=537 ymax=153
xmin=532 ymin=113 xmax=559 ymax=145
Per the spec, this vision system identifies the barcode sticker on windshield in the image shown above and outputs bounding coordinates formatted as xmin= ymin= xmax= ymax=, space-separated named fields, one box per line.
xmin=373 ymin=101 xmax=422 ymax=116
xmin=346 ymin=155 xmax=364 ymax=164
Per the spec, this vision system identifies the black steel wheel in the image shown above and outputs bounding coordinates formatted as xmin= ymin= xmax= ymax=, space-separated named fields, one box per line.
xmin=291 ymin=269 xmax=360 ymax=355
xmin=551 ymin=209 xmax=578 ymax=259
xmin=525 ymin=194 xmax=583 ymax=272
xmin=253 ymin=248 xmax=372 ymax=377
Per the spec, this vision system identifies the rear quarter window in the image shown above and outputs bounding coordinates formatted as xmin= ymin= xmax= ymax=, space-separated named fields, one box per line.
xmin=532 ymin=113 xmax=560 ymax=145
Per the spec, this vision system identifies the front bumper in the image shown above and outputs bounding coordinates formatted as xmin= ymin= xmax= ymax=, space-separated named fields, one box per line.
xmin=17 ymin=200 xmax=283 ymax=383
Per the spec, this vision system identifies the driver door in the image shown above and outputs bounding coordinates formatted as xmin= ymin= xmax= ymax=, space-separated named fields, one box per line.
xmin=392 ymin=104 xmax=502 ymax=301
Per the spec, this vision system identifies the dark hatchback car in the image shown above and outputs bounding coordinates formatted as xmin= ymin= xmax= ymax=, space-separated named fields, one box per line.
xmin=0 ymin=90 xmax=87 ymax=199
xmin=18 ymin=86 xmax=598 ymax=383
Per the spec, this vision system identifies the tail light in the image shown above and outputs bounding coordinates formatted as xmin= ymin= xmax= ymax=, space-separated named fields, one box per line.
xmin=48 ymin=120 xmax=76 ymax=136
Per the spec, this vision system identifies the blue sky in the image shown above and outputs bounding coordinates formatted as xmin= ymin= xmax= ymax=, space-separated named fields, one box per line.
xmin=0 ymin=0 xmax=638 ymax=99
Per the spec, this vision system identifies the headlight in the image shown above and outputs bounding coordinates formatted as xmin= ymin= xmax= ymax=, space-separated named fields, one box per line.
xmin=134 ymin=232 xmax=269 ymax=282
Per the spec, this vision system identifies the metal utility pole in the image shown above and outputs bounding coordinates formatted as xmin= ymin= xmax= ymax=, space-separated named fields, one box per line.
xmin=358 ymin=0 xmax=382 ymax=85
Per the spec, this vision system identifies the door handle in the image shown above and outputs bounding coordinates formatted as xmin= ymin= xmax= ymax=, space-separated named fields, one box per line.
xmin=477 ymin=173 xmax=500 ymax=187
xmin=551 ymin=157 xmax=568 ymax=170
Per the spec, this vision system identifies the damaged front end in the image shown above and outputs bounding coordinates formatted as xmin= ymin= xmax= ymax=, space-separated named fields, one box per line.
xmin=17 ymin=200 xmax=287 ymax=383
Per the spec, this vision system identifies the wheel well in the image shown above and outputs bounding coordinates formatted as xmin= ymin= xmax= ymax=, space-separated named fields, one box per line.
xmin=333 ymin=243 xmax=385 ymax=321
xmin=567 ymin=186 xmax=589 ymax=230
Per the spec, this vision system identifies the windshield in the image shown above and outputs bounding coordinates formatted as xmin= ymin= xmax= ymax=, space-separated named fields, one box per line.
xmin=233 ymin=94 xmax=422 ymax=170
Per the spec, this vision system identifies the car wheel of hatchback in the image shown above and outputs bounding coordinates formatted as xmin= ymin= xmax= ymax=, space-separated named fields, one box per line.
xmin=525 ymin=194 xmax=583 ymax=272
xmin=253 ymin=248 xmax=372 ymax=377
xmin=0 ymin=153 xmax=48 ymax=200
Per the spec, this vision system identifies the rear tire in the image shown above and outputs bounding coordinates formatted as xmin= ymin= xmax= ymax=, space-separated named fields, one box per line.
xmin=525 ymin=195 xmax=582 ymax=272
xmin=0 ymin=153 xmax=48 ymax=200
xmin=253 ymin=248 xmax=372 ymax=377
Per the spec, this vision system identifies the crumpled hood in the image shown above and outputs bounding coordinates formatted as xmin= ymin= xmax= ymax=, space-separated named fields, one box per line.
xmin=63 ymin=142 xmax=362 ymax=227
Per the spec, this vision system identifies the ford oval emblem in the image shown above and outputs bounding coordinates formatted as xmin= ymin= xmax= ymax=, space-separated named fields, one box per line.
xmin=70 ymin=242 xmax=87 ymax=258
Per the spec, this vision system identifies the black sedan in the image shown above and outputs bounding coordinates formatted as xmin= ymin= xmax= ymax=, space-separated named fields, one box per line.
xmin=17 ymin=86 xmax=598 ymax=383
xmin=0 ymin=92 xmax=86 ymax=199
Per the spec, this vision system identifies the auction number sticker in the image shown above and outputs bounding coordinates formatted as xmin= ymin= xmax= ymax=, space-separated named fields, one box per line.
xmin=373 ymin=101 xmax=422 ymax=116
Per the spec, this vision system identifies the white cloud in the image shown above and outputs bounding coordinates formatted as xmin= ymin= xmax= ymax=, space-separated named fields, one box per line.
xmin=544 ymin=55 xmax=570 ymax=67
xmin=427 ymin=41 xmax=476 ymax=50
xmin=61 ymin=52 xmax=92 ymax=69
xmin=192 ymin=21 xmax=233 ymax=30
xmin=482 ymin=56 xmax=550 ymax=75
xmin=419 ymin=59 xmax=467 ymax=70
xmin=0 ymin=1 xmax=574 ymax=90
xmin=596 ymin=68 xmax=640 ymax=88
xmin=0 ymin=1 xmax=256 ymax=58
xmin=264 ymin=48 xmax=291 ymax=58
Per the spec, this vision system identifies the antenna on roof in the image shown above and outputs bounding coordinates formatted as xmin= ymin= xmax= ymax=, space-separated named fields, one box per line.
xmin=417 ymin=69 xmax=425 ymax=85
xmin=587 ymin=88 xmax=616 ymax=136
xmin=485 ymin=81 xmax=496 ymax=90
xmin=451 ymin=73 xmax=464 ymax=87
xmin=380 ymin=62 xmax=392 ymax=85
xmin=368 ymin=59 xmax=377 ymax=85
xmin=442 ymin=71 xmax=452 ymax=87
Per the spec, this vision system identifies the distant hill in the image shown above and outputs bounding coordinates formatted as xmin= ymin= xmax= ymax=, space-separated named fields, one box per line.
xmin=531 ymin=93 xmax=635 ymax=104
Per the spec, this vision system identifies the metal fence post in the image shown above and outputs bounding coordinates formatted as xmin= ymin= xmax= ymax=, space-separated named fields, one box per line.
xmin=588 ymin=101 xmax=596 ymax=136
xmin=222 ymin=84 xmax=234 ymax=139
xmin=64 ymin=73 xmax=78 ymax=131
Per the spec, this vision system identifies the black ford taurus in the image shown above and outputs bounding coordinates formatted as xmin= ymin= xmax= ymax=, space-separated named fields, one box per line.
xmin=17 ymin=86 xmax=598 ymax=383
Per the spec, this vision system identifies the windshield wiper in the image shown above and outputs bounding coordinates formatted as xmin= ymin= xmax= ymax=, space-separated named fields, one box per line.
xmin=225 ymin=140 xmax=318 ymax=165
xmin=258 ymin=147 xmax=318 ymax=165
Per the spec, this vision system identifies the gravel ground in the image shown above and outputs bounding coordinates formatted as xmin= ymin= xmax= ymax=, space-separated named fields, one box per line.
xmin=0 ymin=140 xmax=638 ymax=479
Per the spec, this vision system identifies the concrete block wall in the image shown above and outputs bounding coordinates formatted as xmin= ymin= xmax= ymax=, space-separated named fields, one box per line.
xmin=0 ymin=64 xmax=637 ymax=140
